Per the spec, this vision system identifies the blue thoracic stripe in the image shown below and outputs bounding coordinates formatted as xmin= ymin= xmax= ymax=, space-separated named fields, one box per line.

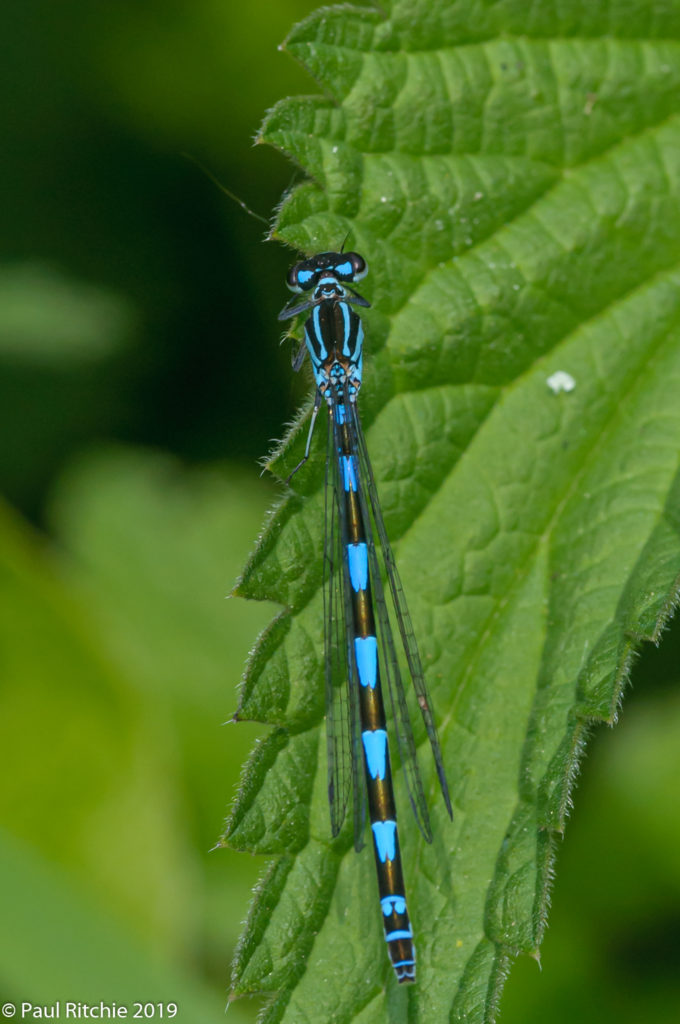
xmin=354 ymin=321 xmax=364 ymax=372
xmin=341 ymin=301 xmax=351 ymax=357
xmin=386 ymin=929 xmax=413 ymax=941
xmin=347 ymin=542 xmax=368 ymax=592
xmin=371 ymin=820 xmax=397 ymax=863
xmin=354 ymin=636 xmax=377 ymax=689
xmin=341 ymin=455 xmax=357 ymax=491
xmin=312 ymin=305 xmax=324 ymax=354
xmin=362 ymin=729 xmax=388 ymax=780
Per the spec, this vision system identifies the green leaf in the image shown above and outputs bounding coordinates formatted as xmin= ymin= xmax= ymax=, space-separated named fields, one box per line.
xmin=227 ymin=1 xmax=680 ymax=1020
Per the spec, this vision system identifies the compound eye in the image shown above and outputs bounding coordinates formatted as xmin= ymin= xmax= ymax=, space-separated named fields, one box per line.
xmin=286 ymin=263 xmax=315 ymax=292
xmin=285 ymin=265 xmax=300 ymax=290
xmin=332 ymin=258 xmax=354 ymax=279
xmin=347 ymin=252 xmax=367 ymax=280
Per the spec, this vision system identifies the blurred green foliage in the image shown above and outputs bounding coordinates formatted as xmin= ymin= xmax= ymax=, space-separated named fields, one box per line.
xmin=1 ymin=1 xmax=679 ymax=1022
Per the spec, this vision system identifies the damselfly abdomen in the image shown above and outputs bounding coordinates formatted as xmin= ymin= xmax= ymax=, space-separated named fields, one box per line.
xmin=279 ymin=251 xmax=452 ymax=983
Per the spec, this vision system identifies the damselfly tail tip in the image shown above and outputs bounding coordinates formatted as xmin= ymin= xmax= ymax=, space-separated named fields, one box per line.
xmin=394 ymin=964 xmax=416 ymax=984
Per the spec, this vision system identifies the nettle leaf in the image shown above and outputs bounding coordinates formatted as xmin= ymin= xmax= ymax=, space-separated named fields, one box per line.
xmin=225 ymin=1 xmax=680 ymax=1020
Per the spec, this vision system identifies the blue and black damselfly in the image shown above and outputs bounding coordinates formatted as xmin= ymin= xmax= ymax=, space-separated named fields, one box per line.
xmin=279 ymin=251 xmax=453 ymax=983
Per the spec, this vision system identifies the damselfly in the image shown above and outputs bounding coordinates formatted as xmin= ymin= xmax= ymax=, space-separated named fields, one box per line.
xmin=279 ymin=251 xmax=452 ymax=983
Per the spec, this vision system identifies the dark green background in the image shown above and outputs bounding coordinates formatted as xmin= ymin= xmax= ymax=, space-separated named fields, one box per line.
xmin=1 ymin=0 xmax=314 ymax=518
xmin=1 ymin=2 xmax=678 ymax=1021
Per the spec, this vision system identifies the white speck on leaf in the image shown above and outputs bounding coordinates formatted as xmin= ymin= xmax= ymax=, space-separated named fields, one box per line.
xmin=547 ymin=370 xmax=576 ymax=394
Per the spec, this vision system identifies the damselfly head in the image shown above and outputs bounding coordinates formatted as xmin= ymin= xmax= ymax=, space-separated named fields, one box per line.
xmin=285 ymin=251 xmax=368 ymax=292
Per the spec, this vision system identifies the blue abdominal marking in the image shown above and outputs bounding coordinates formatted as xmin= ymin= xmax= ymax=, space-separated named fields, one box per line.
xmin=362 ymin=729 xmax=388 ymax=780
xmin=372 ymin=820 xmax=398 ymax=863
xmin=392 ymin=960 xmax=416 ymax=976
xmin=381 ymin=895 xmax=407 ymax=916
xmin=347 ymin=542 xmax=368 ymax=592
xmin=341 ymin=455 xmax=357 ymax=492
xmin=354 ymin=636 xmax=378 ymax=689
